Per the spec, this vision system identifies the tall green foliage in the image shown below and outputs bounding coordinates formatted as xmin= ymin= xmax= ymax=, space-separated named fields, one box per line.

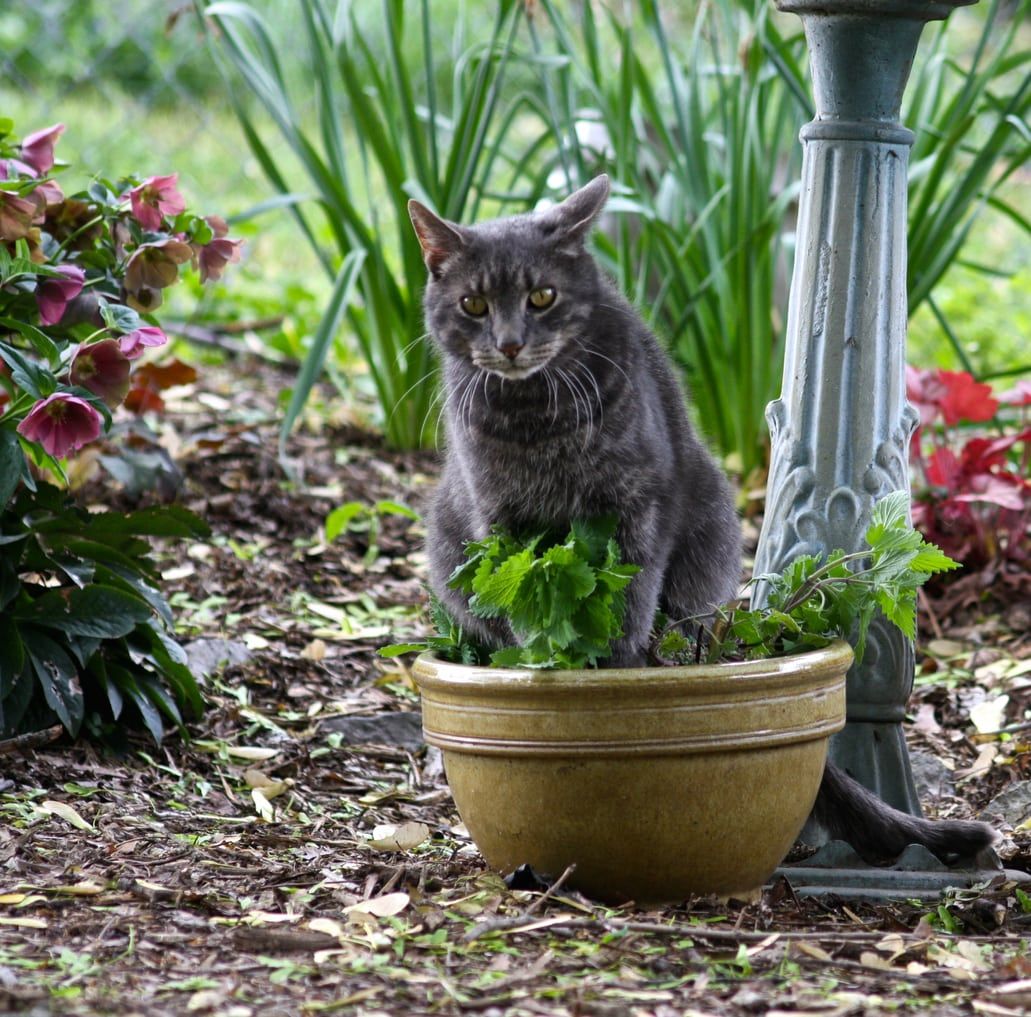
xmin=201 ymin=0 xmax=1027 ymax=474
xmin=904 ymin=0 xmax=1031 ymax=374
xmin=535 ymin=0 xmax=808 ymax=478
xmin=532 ymin=0 xmax=1028 ymax=477
xmin=196 ymin=0 xmax=551 ymax=451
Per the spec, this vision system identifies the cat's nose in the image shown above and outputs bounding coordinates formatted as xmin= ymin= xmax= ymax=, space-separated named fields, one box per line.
xmin=496 ymin=338 xmax=524 ymax=360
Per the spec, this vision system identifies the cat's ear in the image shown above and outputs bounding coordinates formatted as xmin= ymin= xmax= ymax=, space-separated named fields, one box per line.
xmin=541 ymin=175 xmax=610 ymax=253
xmin=409 ymin=200 xmax=466 ymax=278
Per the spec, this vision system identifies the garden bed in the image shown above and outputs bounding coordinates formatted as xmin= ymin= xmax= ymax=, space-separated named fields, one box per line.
xmin=1 ymin=353 xmax=1030 ymax=1016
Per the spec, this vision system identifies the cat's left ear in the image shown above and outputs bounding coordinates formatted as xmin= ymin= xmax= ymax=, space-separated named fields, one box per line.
xmin=542 ymin=175 xmax=610 ymax=253
xmin=409 ymin=200 xmax=466 ymax=278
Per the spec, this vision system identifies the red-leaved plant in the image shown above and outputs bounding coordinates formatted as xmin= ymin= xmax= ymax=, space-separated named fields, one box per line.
xmin=907 ymin=367 xmax=1030 ymax=588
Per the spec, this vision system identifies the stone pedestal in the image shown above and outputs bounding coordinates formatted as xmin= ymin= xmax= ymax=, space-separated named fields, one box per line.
xmin=753 ymin=0 xmax=976 ymax=831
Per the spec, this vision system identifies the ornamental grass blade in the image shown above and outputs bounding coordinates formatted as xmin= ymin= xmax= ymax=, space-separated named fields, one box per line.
xmin=277 ymin=249 xmax=366 ymax=476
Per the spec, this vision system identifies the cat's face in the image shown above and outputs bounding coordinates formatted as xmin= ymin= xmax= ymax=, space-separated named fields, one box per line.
xmin=410 ymin=176 xmax=610 ymax=381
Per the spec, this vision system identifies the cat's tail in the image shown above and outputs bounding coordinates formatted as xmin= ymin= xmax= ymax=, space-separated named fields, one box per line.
xmin=810 ymin=761 xmax=999 ymax=864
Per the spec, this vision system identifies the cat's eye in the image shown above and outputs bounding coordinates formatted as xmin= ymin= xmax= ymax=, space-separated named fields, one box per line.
xmin=460 ymin=295 xmax=488 ymax=317
xmin=528 ymin=286 xmax=556 ymax=310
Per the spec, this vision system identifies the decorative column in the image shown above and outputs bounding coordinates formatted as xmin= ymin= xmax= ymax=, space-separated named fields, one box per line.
xmin=753 ymin=0 xmax=975 ymax=824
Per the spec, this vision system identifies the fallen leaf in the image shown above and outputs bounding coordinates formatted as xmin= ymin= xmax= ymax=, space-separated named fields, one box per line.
xmin=970 ymin=695 xmax=1009 ymax=734
xmin=51 ymin=882 xmax=105 ymax=896
xmin=244 ymin=769 xmax=293 ymax=799
xmin=368 ymin=822 xmax=430 ymax=852
xmin=251 ymin=788 xmax=275 ymax=822
xmin=859 ymin=951 xmax=897 ymax=971
xmin=956 ymin=743 xmax=999 ymax=780
xmin=225 ymin=746 xmax=279 ymax=762
xmin=343 ymin=892 xmax=410 ymax=918
xmin=301 ymin=638 xmax=328 ymax=661
xmin=0 ymin=893 xmax=46 ymax=907
xmin=792 ymin=941 xmax=833 ymax=962
xmin=308 ymin=917 xmax=346 ymax=939
xmin=186 ymin=988 xmax=225 ymax=1012
xmin=40 ymin=800 xmax=94 ymax=832
xmin=0 ymin=916 xmax=47 ymax=928
xmin=245 ymin=910 xmax=303 ymax=925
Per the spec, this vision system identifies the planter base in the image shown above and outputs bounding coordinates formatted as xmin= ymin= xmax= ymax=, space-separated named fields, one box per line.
xmin=774 ymin=841 xmax=1029 ymax=901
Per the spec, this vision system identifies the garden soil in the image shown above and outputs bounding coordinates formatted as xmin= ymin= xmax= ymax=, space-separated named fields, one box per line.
xmin=2 ymin=353 xmax=1030 ymax=1017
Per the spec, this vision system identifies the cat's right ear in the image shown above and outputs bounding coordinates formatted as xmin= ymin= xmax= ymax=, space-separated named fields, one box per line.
xmin=541 ymin=174 xmax=610 ymax=254
xmin=409 ymin=200 xmax=465 ymax=278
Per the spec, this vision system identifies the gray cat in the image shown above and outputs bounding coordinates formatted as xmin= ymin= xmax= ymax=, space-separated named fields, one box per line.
xmin=410 ymin=175 xmax=740 ymax=667
xmin=409 ymin=175 xmax=996 ymax=863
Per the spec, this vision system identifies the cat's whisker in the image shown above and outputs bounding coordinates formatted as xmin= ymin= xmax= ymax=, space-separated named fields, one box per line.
xmin=390 ymin=365 xmax=442 ymax=428
xmin=545 ymin=368 xmax=559 ymax=422
xmin=573 ymin=337 xmax=632 ymax=386
xmin=571 ymin=361 xmax=604 ymax=437
xmin=393 ymin=332 xmax=433 ymax=369
xmin=566 ymin=366 xmax=598 ymax=446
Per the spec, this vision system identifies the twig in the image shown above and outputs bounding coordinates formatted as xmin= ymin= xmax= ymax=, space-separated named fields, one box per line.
xmin=525 ymin=862 xmax=577 ymax=916
xmin=0 ymin=725 xmax=63 ymax=755
xmin=919 ymin=587 xmax=944 ymax=641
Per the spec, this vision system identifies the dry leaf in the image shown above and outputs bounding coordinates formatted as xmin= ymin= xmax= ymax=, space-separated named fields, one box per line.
xmin=251 ymin=788 xmax=275 ymax=822
xmin=793 ymin=941 xmax=833 ymax=962
xmin=244 ymin=769 xmax=293 ymax=799
xmin=52 ymin=882 xmax=105 ymax=896
xmin=301 ymin=638 xmax=328 ymax=661
xmin=308 ymin=917 xmax=346 ymax=939
xmin=970 ymin=696 xmax=1009 ymax=735
xmin=0 ymin=916 xmax=47 ymax=929
xmin=225 ymin=746 xmax=280 ymax=762
xmin=859 ymin=951 xmax=897 ymax=971
xmin=40 ymin=800 xmax=93 ymax=832
xmin=343 ymin=892 xmax=410 ymax=918
xmin=368 ymin=822 xmax=431 ymax=852
xmin=0 ymin=893 xmax=46 ymax=907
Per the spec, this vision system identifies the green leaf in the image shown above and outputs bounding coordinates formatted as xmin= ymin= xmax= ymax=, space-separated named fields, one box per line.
xmin=19 ymin=585 xmax=152 ymax=639
xmin=21 ymin=627 xmax=84 ymax=735
xmin=325 ymin=502 xmax=368 ymax=542
xmin=0 ymin=616 xmax=26 ymax=698
xmin=0 ymin=428 xmax=24 ymax=510
xmin=0 ymin=317 xmax=59 ymax=365
xmin=0 ymin=342 xmax=53 ymax=399
xmin=470 ymin=548 xmax=536 ymax=617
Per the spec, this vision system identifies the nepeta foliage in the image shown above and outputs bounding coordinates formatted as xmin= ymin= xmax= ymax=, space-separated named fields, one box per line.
xmin=390 ymin=493 xmax=958 ymax=671
xmin=448 ymin=516 xmax=639 ymax=669
xmin=383 ymin=516 xmax=639 ymax=669
xmin=660 ymin=491 xmax=959 ymax=665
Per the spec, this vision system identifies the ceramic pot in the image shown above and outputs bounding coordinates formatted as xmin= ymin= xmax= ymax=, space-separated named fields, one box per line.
xmin=413 ymin=641 xmax=851 ymax=904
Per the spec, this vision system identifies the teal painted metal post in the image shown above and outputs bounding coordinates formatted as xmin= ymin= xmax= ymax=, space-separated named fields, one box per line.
xmin=753 ymin=0 xmax=975 ymax=828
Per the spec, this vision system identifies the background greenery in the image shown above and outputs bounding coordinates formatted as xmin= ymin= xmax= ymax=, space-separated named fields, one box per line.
xmin=2 ymin=0 xmax=1026 ymax=472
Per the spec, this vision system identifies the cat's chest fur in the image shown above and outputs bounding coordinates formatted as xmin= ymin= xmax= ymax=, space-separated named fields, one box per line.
xmin=445 ymin=363 xmax=672 ymax=533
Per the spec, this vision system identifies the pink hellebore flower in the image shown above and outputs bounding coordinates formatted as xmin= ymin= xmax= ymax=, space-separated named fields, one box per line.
xmin=0 ymin=190 xmax=38 ymax=242
xmin=129 ymin=173 xmax=186 ymax=231
xmin=36 ymin=264 xmax=86 ymax=326
xmin=118 ymin=326 xmax=168 ymax=360
xmin=124 ymin=237 xmax=192 ymax=312
xmin=20 ymin=123 xmax=65 ymax=176
xmin=70 ymin=339 xmax=131 ymax=408
xmin=16 ymin=392 xmax=102 ymax=458
xmin=195 ymin=215 xmax=243 ymax=283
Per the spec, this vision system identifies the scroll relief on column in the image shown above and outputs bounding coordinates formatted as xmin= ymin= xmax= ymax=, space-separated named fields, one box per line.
xmin=754 ymin=134 xmax=920 ymax=716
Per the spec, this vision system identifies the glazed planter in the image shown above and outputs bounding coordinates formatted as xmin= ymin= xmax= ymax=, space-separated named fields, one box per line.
xmin=413 ymin=641 xmax=851 ymax=904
